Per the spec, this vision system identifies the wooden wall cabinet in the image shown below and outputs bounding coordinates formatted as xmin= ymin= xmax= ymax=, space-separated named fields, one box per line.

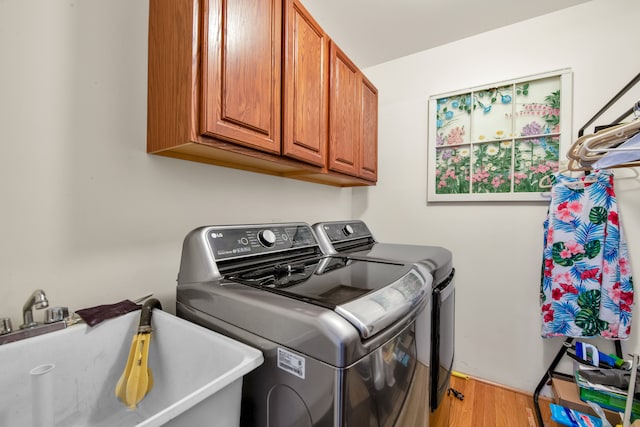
xmin=359 ymin=75 xmax=378 ymax=182
xmin=147 ymin=0 xmax=378 ymax=186
xmin=281 ymin=0 xmax=378 ymax=185
xmin=282 ymin=0 xmax=328 ymax=167
xmin=328 ymin=41 xmax=378 ymax=182
xmin=201 ymin=0 xmax=281 ymax=154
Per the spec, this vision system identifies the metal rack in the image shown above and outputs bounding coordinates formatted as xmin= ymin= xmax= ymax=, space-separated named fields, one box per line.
xmin=532 ymin=339 xmax=623 ymax=426
xmin=533 ymin=71 xmax=640 ymax=427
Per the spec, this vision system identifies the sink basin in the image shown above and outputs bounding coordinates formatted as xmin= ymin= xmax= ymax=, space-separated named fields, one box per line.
xmin=0 ymin=309 xmax=263 ymax=426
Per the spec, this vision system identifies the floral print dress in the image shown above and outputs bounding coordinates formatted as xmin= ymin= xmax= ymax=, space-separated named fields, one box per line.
xmin=541 ymin=170 xmax=633 ymax=339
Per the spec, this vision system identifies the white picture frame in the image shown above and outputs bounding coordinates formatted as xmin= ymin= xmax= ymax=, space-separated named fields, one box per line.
xmin=427 ymin=69 xmax=573 ymax=202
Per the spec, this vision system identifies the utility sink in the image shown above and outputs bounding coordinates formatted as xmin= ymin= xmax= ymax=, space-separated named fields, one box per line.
xmin=0 ymin=309 xmax=263 ymax=426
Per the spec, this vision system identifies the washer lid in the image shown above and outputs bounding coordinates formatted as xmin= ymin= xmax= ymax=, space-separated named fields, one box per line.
xmin=334 ymin=266 xmax=431 ymax=338
xmin=227 ymin=256 xmax=432 ymax=339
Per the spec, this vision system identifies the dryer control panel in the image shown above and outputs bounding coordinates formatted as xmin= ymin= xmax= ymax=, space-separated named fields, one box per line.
xmin=319 ymin=220 xmax=373 ymax=242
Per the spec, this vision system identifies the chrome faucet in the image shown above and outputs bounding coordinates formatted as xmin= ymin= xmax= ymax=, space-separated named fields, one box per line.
xmin=20 ymin=289 xmax=49 ymax=329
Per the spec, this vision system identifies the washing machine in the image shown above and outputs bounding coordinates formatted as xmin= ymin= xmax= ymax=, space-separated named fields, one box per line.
xmin=176 ymin=222 xmax=434 ymax=426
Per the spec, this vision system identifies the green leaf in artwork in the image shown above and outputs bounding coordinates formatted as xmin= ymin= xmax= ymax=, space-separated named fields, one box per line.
xmin=589 ymin=207 xmax=608 ymax=225
xmin=545 ymin=90 xmax=561 ymax=109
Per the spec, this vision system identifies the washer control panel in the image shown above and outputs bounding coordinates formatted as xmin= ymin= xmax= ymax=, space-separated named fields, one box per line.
xmin=206 ymin=223 xmax=317 ymax=260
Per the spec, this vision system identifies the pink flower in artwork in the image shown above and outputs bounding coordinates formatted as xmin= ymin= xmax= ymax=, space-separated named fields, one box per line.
xmin=536 ymin=164 xmax=551 ymax=174
xmin=447 ymin=127 xmax=465 ymax=145
xmin=559 ymin=249 xmax=572 ymax=259
xmin=491 ymin=176 xmax=502 ymax=188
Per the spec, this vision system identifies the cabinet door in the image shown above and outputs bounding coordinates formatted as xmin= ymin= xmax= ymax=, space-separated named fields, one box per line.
xmin=328 ymin=42 xmax=360 ymax=177
xmin=282 ymin=0 xmax=328 ymax=167
xmin=201 ymin=0 xmax=282 ymax=154
xmin=360 ymin=75 xmax=378 ymax=181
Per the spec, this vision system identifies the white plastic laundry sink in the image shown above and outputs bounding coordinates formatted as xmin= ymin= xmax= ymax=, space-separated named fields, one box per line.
xmin=0 ymin=309 xmax=263 ymax=426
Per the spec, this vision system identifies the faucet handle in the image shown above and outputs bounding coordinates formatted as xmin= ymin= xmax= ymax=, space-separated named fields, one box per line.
xmin=44 ymin=307 xmax=69 ymax=324
xmin=0 ymin=318 xmax=13 ymax=335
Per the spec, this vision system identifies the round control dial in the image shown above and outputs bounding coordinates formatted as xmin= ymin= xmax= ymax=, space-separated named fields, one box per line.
xmin=343 ymin=224 xmax=354 ymax=236
xmin=258 ymin=230 xmax=277 ymax=247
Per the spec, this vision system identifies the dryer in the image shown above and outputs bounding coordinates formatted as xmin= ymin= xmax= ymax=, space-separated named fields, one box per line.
xmin=313 ymin=220 xmax=454 ymax=420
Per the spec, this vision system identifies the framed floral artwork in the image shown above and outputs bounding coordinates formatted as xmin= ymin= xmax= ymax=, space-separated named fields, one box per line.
xmin=427 ymin=69 xmax=573 ymax=202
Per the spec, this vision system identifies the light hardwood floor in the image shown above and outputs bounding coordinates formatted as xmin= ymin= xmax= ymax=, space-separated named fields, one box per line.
xmin=397 ymin=362 xmax=560 ymax=427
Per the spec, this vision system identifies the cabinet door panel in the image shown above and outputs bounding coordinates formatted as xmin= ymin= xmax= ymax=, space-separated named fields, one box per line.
xmin=360 ymin=76 xmax=378 ymax=181
xmin=329 ymin=43 xmax=360 ymax=177
xmin=201 ymin=0 xmax=281 ymax=154
xmin=282 ymin=0 xmax=328 ymax=166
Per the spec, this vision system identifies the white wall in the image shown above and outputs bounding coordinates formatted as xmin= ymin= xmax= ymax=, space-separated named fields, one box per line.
xmin=0 ymin=1 xmax=352 ymax=325
xmin=358 ymin=0 xmax=640 ymax=392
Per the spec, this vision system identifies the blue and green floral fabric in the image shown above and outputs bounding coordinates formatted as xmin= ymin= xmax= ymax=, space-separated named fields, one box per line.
xmin=541 ymin=170 xmax=633 ymax=338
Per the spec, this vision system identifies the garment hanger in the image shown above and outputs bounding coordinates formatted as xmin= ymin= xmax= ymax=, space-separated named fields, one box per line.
xmin=538 ymin=172 xmax=557 ymax=189
xmin=577 ymin=119 xmax=640 ymax=162
xmin=546 ymin=99 xmax=640 ymax=189
xmin=563 ymin=102 xmax=640 ymax=170
xmin=540 ymin=160 xmax=640 ymax=190
xmin=569 ymin=101 xmax=640 ymax=165
xmin=539 ymin=166 xmax=600 ymax=189
xmin=591 ymin=132 xmax=640 ymax=169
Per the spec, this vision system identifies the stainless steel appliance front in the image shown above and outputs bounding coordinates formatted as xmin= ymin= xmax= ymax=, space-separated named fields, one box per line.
xmin=176 ymin=223 xmax=432 ymax=426
xmin=313 ymin=220 xmax=455 ymax=424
